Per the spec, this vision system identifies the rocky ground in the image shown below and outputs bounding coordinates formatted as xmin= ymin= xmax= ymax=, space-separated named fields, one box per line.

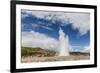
xmin=21 ymin=55 xmax=90 ymax=63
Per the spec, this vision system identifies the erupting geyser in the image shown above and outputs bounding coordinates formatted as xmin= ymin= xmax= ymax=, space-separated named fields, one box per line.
xmin=59 ymin=27 xmax=70 ymax=56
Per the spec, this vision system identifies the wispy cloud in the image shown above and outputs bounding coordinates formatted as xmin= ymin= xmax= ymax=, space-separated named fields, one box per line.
xmin=70 ymin=45 xmax=90 ymax=53
xmin=31 ymin=23 xmax=53 ymax=31
xmin=40 ymin=25 xmax=53 ymax=31
xmin=81 ymin=46 xmax=90 ymax=53
xmin=22 ymin=10 xmax=90 ymax=35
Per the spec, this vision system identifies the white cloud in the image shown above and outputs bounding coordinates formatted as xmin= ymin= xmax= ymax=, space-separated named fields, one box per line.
xmin=70 ymin=45 xmax=90 ymax=53
xmin=65 ymin=13 xmax=90 ymax=35
xmin=81 ymin=46 xmax=90 ymax=53
xmin=22 ymin=31 xmax=59 ymax=51
xmin=21 ymin=14 xmax=29 ymax=18
xmin=22 ymin=10 xmax=51 ymax=19
xmin=40 ymin=25 xmax=53 ymax=31
xmin=31 ymin=23 xmax=53 ymax=31
xmin=22 ymin=10 xmax=90 ymax=35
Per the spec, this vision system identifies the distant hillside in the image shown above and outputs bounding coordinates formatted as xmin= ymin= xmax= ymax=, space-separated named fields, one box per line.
xmin=21 ymin=47 xmax=56 ymax=57
xmin=70 ymin=52 xmax=90 ymax=56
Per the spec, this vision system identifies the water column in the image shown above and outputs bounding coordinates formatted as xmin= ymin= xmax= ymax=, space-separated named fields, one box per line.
xmin=58 ymin=28 xmax=70 ymax=56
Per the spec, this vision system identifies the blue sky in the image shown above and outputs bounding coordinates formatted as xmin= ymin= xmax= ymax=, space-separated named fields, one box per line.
xmin=21 ymin=9 xmax=90 ymax=52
